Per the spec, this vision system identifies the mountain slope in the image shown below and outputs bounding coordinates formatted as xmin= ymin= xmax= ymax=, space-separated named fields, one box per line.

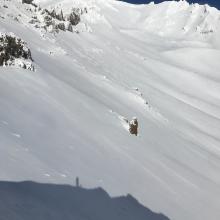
xmin=0 ymin=0 xmax=220 ymax=220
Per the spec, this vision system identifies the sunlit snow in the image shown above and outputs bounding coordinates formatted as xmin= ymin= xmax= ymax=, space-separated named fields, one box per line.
xmin=0 ymin=0 xmax=220 ymax=220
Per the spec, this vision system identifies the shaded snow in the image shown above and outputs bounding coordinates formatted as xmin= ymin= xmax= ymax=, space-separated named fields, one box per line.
xmin=0 ymin=181 xmax=170 ymax=220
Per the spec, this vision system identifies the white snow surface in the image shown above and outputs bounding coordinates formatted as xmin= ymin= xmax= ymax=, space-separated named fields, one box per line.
xmin=0 ymin=0 xmax=220 ymax=219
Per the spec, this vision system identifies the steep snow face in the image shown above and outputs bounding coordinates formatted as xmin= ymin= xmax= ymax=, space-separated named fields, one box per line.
xmin=0 ymin=1 xmax=220 ymax=220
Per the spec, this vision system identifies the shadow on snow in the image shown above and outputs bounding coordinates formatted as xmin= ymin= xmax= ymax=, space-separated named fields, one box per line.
xmin=0 ymin=181 xmax=170 ymax=220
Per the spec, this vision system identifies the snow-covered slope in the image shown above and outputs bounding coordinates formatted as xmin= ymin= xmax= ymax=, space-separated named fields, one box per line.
xmin=0 ymin=0 xmax=220 ymax=220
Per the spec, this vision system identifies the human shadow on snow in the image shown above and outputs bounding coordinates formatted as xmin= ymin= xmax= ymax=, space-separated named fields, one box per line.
xmin=0 ymin=181 xmax=170 ymax=220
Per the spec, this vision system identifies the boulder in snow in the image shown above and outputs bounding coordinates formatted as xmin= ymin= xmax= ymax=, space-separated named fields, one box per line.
xmin=129 ymin=117 xmax=138 ymax=136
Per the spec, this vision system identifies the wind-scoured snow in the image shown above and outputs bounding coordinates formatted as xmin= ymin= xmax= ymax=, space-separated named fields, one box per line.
xmin=0 ymin=0 xmax=220 ymax=220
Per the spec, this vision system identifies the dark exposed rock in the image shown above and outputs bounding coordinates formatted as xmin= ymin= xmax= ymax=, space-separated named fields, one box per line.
xmin=34 ymin=24 xmax=40 ymax=28
xmin=67 ymin=12 xmax=80 ymax=26
xmin=47 ymin=9 xmax=64 ymax=21
xmin=56 ymin=10 xmax=64 ymax=21
xmin=56 ymin=23 xmax=66 ymax=31
xmin=41 ymin=8 xmax=49 ymax=15
xmin=22 ymin=0 xmax=33 ymax=4
xmin=14 ymin=17 xmax=19 ymax=22
xmin=67 ymin=22 xmax=73 ymax=32
xmin=29 ymin=18 xmax=38 ymax=24
xmin=50 ymin=9 xmax=56 ymax=18
xmin=44 ymin=15 xmax=53 ymax=26
xmin=0 ymin=34 xmax=33 ymax=69
xmin=129 ymin=117 xmax=138 ymax=136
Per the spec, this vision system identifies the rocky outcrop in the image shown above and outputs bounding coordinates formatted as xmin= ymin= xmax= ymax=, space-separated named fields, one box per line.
xmin=0 ymin=34 xmax=34 ymax=70
xmin=36 ymin=7 xmax=84 ymax=33
xmin=20 ymin=0 xmax=89 ymax=34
